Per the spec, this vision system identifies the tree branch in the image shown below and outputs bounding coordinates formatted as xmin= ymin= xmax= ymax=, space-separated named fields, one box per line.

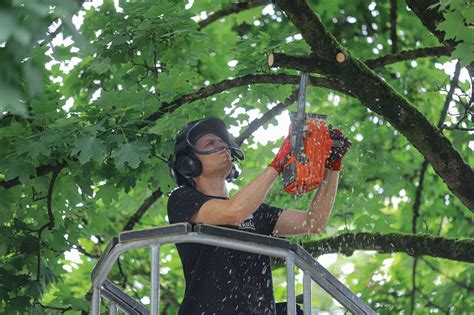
xmin=421 ymin=258 xmax=474 ymax=292
xmin=1 ymin=74 xmax=341 ymax=192
xmin=268 ymin=46 xmax=451 ymax=71
xmin=122 ymin=188 xmax=163 ymax=231
xmin=35 ymin=169 xmax=60 ymax=282
xmin=0 ymin=161 xmax=66 ymax=189
xmin=274 ymin=0 xmax=474 ymax=210
xmin=34 ymin=300 xmax=72 ymax=313
xmin=419 ymin=292 xmax=451 ymax=313
xmin=46 ymin=169 xmax=60 ymax=230
xmin=365 ymin=46 xmax=451 ymax=69
xmin=413 ymin=61 xmax=462 ymax=234
xmin=198 ymin=0 xmax=270 ymax=30
xmin=143 ymin=74 xmax=349 ymax=124
xmin=303 ymin=233 xmax=474 ymax=263
xmin=412 ymin=161 xmax=428 ymax=234
xmin=439 ymin=62 xmax=463 ymax=130
xmin=409 ymin=257 xmax=418 ymax=315
xmin=390 ymin=0 xmax=398 ymax=54
xmin=75 ymin=244 xmax=100 ymax=259
xmin=235 ymin=88 xmax=299 ymax=145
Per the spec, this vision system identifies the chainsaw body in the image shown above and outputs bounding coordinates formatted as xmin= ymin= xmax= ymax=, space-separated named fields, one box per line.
xmin=281 ymin=73 xmax=333 ymax=195
xmin=282 ymin=113 xmax=333 ymax=195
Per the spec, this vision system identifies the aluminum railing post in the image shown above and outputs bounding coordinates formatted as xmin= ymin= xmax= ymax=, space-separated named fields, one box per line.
xmin=91 ymin=287 xmax=101 ymax=315
xmin=286 ymin=256 xmax=296 ymax=315
xmin=109 ymin=302 xmax=118 ymax=315
xmin=303 ymin=270 xmax=312 ymax=314
xmin=151 ymin=245 xmax=161 ymax=315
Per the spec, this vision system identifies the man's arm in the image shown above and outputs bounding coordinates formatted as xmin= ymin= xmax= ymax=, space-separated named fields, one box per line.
xmin=273 ymin=169 xmax=339 ymax=236
xmin=192 ymin=167 xmax=279 ymax=225
xmin=192 ymin=138 xmax=291 ymax=225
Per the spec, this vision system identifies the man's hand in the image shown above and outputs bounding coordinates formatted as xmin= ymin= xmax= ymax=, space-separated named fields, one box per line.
xmin=325 ymin=127 xmax=351 ymax=171
xmin=269 ymin=137 xmax=291 ymax=174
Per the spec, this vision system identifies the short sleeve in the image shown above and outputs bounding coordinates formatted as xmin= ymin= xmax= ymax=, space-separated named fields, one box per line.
xmin=167 ymin=187 xmax=213 ymax=224
xmin=253 ymin=203 xmax=284 ymax=236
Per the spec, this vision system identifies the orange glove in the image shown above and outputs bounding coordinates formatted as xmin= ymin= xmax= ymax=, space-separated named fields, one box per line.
xmin=325 ymin=128 xmax=351 ymax=171
xmin=269 ymin=137 xmax=291 ymax=174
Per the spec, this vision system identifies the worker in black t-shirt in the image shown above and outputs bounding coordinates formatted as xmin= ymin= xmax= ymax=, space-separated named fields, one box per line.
xmin=167 ymin=117 xmax=351 ymax=314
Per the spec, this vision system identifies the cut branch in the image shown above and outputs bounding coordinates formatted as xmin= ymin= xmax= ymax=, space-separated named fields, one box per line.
xmin=303 ymin=233 xmax=474 ymax=263
xmin=198 ymin=0 xmax=270 ymax=29
xmin=268 ymin=46 xmax=451 ymax=71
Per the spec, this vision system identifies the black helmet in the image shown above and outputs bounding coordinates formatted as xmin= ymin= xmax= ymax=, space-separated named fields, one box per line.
xmin=171 ymin=117 xmax=244 ymax=187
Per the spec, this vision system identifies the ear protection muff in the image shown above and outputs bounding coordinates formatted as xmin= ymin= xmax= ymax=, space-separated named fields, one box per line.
xmin=175 ymin=153 xmax=202 ymax=179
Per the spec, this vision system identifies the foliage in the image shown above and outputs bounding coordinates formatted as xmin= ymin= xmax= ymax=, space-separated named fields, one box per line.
xmin=0 ymin=0 xmax=473 ymax=314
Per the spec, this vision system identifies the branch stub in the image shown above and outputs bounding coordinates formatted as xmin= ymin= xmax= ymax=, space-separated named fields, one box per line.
xmin=268 ymin=52 xmax=275 ymax=67
xmin=336 ymin=52 xmax=346 ymax=63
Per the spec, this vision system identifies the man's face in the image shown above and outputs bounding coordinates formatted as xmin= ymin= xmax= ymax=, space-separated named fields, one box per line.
xmin=194 ymin=133 xmax=232 ymax=177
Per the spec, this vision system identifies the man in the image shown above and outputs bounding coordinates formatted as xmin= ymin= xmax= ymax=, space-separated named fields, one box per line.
xmin=167 ymin=117 xmax=351 ymax=314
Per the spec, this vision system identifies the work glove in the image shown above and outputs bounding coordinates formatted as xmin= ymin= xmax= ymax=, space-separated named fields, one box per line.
xmin=269 ymin=136 xmax=292 ymax=174
xmin=325 ymin=127 xmax=351 ymax=171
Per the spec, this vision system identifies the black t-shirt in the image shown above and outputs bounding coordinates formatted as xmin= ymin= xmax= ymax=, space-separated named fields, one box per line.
xmin=167 ymin=187 xmax=283 ymax=315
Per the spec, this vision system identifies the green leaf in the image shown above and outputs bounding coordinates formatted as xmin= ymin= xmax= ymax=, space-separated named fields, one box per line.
xmin=461 ymin=5 xmax=474 ymax=23
xmin=71 ymin=136 xmax=106 ymax=165
xmin=112 ymin=141 xmax=151 ymax=169
xmin=452 ymin=41 xmax=474 ymax=65
xmin=17 ymin=140 xmax=50 ymax=159
xmin=437 ymin=10 xmax=465 ymax=40
xmin=2 ymin=159 xmax=36 ymax=183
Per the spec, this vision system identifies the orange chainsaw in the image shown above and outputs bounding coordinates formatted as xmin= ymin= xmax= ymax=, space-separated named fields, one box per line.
xmin=282 ymin=73 xmax=334 ymax=195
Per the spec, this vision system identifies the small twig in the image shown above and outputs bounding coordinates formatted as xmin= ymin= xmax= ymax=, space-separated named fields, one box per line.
xmin=117 ymin=256 xmax=128 ymax=288
xmin=421 ymin=258 xmax=474 ymax=292
xmin=439 ymin=61 xmax=462 ymax=129
xmin=390 ymin=0 xmax=398 ymax=53
xmin=419 ymin=292 xmax=450 ymax=313
xmin=122 ymin=188 xmax=163 ymax=231
xmin=198 ymin=0 xmax=270 ymax=29
xmin=236 ymin=88 xmax=299 ymax=145
xmin=409 ymin=257 xmax=418 ymax=315
xmin=34 ymin=299 xmax=72 ymax=313
xmin=76 ymin=244 xmax=100 ymax=259
xmin=35 ymin=169 xmax=60 ymax=282
xmin=46 ymin=169 xmax=60 ymax=230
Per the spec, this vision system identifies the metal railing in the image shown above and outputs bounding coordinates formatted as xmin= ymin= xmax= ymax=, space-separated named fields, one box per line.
xmin=91 ymin=223 xmax=375 ymax=314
